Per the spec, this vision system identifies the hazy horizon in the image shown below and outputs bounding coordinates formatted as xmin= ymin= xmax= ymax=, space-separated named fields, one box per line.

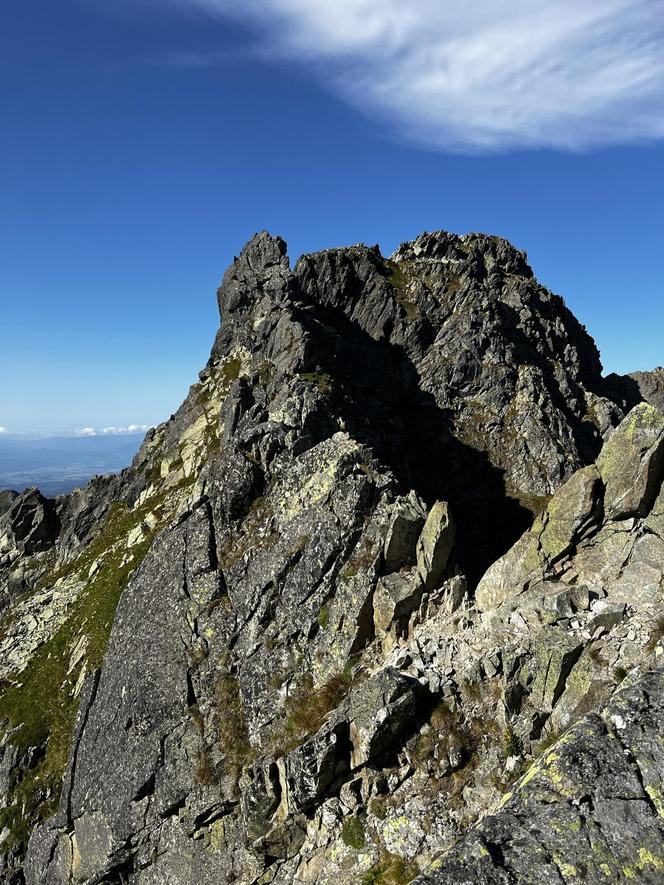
xmin=0 ymin=430 xmax=147 ymax=496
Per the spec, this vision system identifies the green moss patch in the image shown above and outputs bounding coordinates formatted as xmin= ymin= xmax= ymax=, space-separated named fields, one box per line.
xmin=341 ymin=814 xmax=365 ymax=850
xmin=369 ymin=797 xmax=387 ymax=820
xmin=297 ymin=372 xmax=333 ymax=395
xmin=361 ymin=853 xmax=419 ymax=885
xmin=316 ymin=605 xmax=330 ymax=630
xmin=219 ymin=356 xmax=242 ymax=390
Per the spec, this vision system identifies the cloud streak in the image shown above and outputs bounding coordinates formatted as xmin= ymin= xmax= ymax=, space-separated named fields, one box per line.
xmin=101 ymin=424 xmax=150 ymax=434
xmin=74 ymin=425 xmax=150 ymax=436
xmin=169 ymin=0 xmax=664 ymax=151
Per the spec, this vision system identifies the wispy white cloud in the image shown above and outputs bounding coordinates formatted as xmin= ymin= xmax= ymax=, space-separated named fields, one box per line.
xmin=101 ymin=424 xmax=150 ymax=435
xmin=0 ymin=427 xmax=6 ymax=434
xmin=73 ymin=424 xmax=149 ymax=437
xmin=166 ymin=0 xmax=664 ymax=151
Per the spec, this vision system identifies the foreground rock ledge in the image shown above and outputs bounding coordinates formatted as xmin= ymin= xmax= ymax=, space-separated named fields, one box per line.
xmin=416 ymin=668 xmax=664 ymax=884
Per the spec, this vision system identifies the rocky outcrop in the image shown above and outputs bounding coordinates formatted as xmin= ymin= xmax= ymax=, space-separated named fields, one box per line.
xmin=598 ymin=402 xmax=664 ymax=520
xmin=0 ymin=491 xmax=18 ymax=518
xmin=2 ymin=489 xmax=59 ymax=559
xmin=0 ymin=230 xmax=661 ymax=884
xmin=476 ymin=402 xmax=664 ymax=616
xmin=206 ymin=230 xmax=627 ymax=582
xmin=630 ymin=367 xmax=664 ymax=413
xmin=416 ymin=502 xmax=455 ymax=592
xmin=0 ymin=489 xmax=60 ymax=608
xmin=608 ymin=366 xmax=664 ymax=415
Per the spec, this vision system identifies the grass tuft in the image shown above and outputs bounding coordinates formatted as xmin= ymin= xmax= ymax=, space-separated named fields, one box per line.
xmin=215 ymin=671 xmax=255 ymax=779
xmin=297 ymin=372 xmax=333 ymax=394
xmin=341 ymin=815 xmax=365 ymax=850
xmin=361 ymin=852 xmax=419 ymax=884
xmin=270 ymin=665 xmax=355 ymax=757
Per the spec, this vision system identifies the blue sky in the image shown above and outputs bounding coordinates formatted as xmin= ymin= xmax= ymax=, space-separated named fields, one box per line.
xmin=1 ymin=0 xmax=663 ymax=435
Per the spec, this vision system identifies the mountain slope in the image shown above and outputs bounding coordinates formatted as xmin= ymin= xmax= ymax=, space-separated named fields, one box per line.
xmin=0 ymin=230 xmax=662 ymax=884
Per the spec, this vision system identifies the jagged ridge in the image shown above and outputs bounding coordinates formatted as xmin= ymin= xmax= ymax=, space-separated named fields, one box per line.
xmin=0 ymin=230 xmax=661 ymax=884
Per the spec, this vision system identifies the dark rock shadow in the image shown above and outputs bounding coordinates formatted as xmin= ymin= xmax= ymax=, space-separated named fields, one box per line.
xmin=292 ymin=300 xmax=533 ymax=586
xmin=603 ymin=372 xmax=645 ymax=412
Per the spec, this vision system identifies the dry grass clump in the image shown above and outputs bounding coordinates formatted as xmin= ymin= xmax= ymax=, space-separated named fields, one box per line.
xmin=361 ymin=852 xmax=419 ymax=885
xmin=215 ymin=671 xmax=255 ymax=780
xmin=270 ymin=661 xmax=357 ymax=757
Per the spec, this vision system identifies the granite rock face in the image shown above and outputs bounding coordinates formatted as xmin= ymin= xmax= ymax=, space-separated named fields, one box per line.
xmin=416 ymin=669 xmax=664 ymax=885
xmin=0 ymin=230 xmax=662 ymax=885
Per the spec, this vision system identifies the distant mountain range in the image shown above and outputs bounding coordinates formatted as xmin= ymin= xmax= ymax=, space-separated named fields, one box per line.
xmin=0 ymin=432 xmax=145 ymax=496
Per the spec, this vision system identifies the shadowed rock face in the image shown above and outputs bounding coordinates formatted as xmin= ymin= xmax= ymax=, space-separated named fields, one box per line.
xmin=211 ymin=231 xmax=622 ymax=581
xmin=3 ymin=489 xmax=59 ymax=557
xmin=607 ymin=367 xmax=664 ymax=416
xmin=1 ymin=230 xmax=662 ymax=885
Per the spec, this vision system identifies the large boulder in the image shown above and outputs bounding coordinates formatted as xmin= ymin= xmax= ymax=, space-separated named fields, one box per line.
xmin=416 ymin=501 xmax=455 ymax=592
xmin=373 ymin=570 xmax=424 ymax=637
xmin=348 ymin=667 xmax=428 ymax=769
xmin=598 ymin=402 xmax=664 ymax=520
xmin=536 ymin=465 xmax=602 ymax=563
xmin=382 ymin=491 xmax=426 ymax=573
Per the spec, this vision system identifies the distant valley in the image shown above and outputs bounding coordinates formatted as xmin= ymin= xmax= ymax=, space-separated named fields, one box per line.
xmin=0 ymin=432 xmax=146 ymax=496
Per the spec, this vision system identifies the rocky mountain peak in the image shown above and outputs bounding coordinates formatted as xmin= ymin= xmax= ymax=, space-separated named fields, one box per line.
xmin=1 ymin=229 xmax=663 ymax=885
xmin=219 ymin=231 xmax=290 ymax=312
xmin=391 ymin=229 xmax=534 ymax=280
xmin=207 ymin=229 xmax=621 ymax=581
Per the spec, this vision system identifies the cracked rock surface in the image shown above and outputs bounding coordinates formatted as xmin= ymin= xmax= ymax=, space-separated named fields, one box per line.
xmin=415 ymin=669 xmax=664 ymax=885
xmin=1 ymin=230 xmax=663 ymax=884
